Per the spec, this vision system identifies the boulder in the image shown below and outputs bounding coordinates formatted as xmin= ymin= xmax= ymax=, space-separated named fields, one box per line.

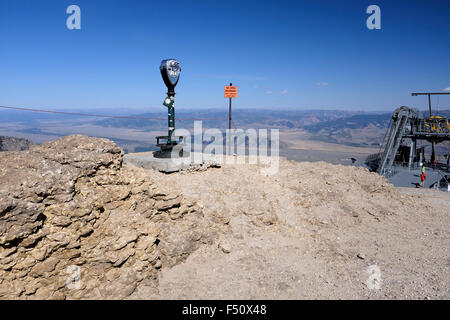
xmin=0 ymin=135 xmax=218 ymax=299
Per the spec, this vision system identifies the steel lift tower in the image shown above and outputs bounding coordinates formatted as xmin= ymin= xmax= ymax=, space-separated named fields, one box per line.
xmin=365 ymin=93 xmax=450 ymax=188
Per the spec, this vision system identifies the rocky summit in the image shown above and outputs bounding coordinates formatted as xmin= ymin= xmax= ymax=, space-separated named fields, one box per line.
xmin=0 ymin=135 xmax=220 ymax=299
xmin=0 ymin=136 xmax=34 ymax=152
xmin=1 ymin=135 xmax=448 ymax=300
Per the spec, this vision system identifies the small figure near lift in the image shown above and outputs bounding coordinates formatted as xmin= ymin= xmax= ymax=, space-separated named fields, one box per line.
xmin=420 ymin=163 xmax=426 ymax=187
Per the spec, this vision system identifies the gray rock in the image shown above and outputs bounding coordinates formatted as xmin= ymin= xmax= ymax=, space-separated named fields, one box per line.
xmin=0 ymin=136 xmax=34 ymax=151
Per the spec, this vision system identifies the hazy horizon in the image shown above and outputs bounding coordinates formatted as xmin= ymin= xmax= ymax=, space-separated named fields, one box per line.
xmin=2 ymin=104 xmax=450 ymax=117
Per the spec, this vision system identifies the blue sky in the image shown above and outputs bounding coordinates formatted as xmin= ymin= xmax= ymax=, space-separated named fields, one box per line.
xmin=0 ymin=0 xmax=449 ymax=112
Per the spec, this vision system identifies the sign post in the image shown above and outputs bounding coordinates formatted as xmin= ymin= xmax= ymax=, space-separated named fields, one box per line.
xmin=224 ymin=83 xmax=238 ymax=155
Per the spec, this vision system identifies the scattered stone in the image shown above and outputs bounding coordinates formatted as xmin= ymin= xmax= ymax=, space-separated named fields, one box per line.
xmin=219 ymin=241 xmax=231 ymax=253
xmin=260 ymin=212 xmax=278 ymax=226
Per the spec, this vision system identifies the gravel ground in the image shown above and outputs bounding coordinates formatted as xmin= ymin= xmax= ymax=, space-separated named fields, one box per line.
xmin=132 ymin=158 xmax=449 ymax=300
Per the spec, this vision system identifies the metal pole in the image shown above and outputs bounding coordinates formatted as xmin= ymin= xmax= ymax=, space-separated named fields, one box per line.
xmin=408 ymin=139 xmax=415 ymax=169
xmin=431 ymin=141 xmax=436 ymax=164
xmin=228 ymin=82 xmax=232 ymax=155
xmin=428 ymin=94 xmax=432 ymax=117
xmin=428 ymin=94 xmax=436 ymax=164
xmin=447 ymin=154 xmax=449 ymax=172
xmin=168 ymin=93 xmax=175 ymax=144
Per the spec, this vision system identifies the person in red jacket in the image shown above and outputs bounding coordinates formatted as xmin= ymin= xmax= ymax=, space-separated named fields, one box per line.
xmin=420 ymin=163 xmax=426 ymax=187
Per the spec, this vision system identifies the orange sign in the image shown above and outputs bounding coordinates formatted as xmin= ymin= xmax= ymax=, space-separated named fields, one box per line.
xmin=224 ymin=86 xmax=238 ymax=98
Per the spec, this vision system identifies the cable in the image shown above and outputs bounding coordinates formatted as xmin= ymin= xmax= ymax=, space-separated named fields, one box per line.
xmin=0 ymin=105 xmax=227 ymax=121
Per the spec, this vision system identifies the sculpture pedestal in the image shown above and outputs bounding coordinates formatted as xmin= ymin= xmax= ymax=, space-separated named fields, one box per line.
xmin=153 ymin=135 xmax=189 ymax=159
xmin=124 ymin=151 xmax=220 ymax=173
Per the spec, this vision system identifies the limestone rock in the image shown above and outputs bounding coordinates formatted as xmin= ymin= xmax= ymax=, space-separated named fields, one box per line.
xmin=0 ymin=135 xmax=219 ymax=299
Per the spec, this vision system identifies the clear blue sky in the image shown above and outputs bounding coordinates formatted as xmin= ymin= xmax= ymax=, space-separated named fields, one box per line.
xmin=0 ymin=0 xmax=449 ymax=112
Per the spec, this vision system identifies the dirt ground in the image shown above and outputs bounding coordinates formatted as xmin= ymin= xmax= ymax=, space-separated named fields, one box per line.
xmin=130 ymin=157 xmax=449 ymax=300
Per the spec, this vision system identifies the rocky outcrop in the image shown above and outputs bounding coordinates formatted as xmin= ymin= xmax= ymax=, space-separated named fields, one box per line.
xmin=0 ymin=135 xmax=218 ymax=299
xmin=0 ymin=136 xmax=34 ymax=151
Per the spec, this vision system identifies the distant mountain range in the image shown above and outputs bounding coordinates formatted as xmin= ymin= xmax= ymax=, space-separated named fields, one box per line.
xmin=303 ymin=109 xmax=450 ymax=147
xmin=94 ymin=108 xmax=450 ymax=147
xmin=95 ymin=109 xmax=367 ymax=130
xmin=302 ymin=113 xmax=392 ymax=146
xmin=2 ymin=107 xmax=449 ymax=150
